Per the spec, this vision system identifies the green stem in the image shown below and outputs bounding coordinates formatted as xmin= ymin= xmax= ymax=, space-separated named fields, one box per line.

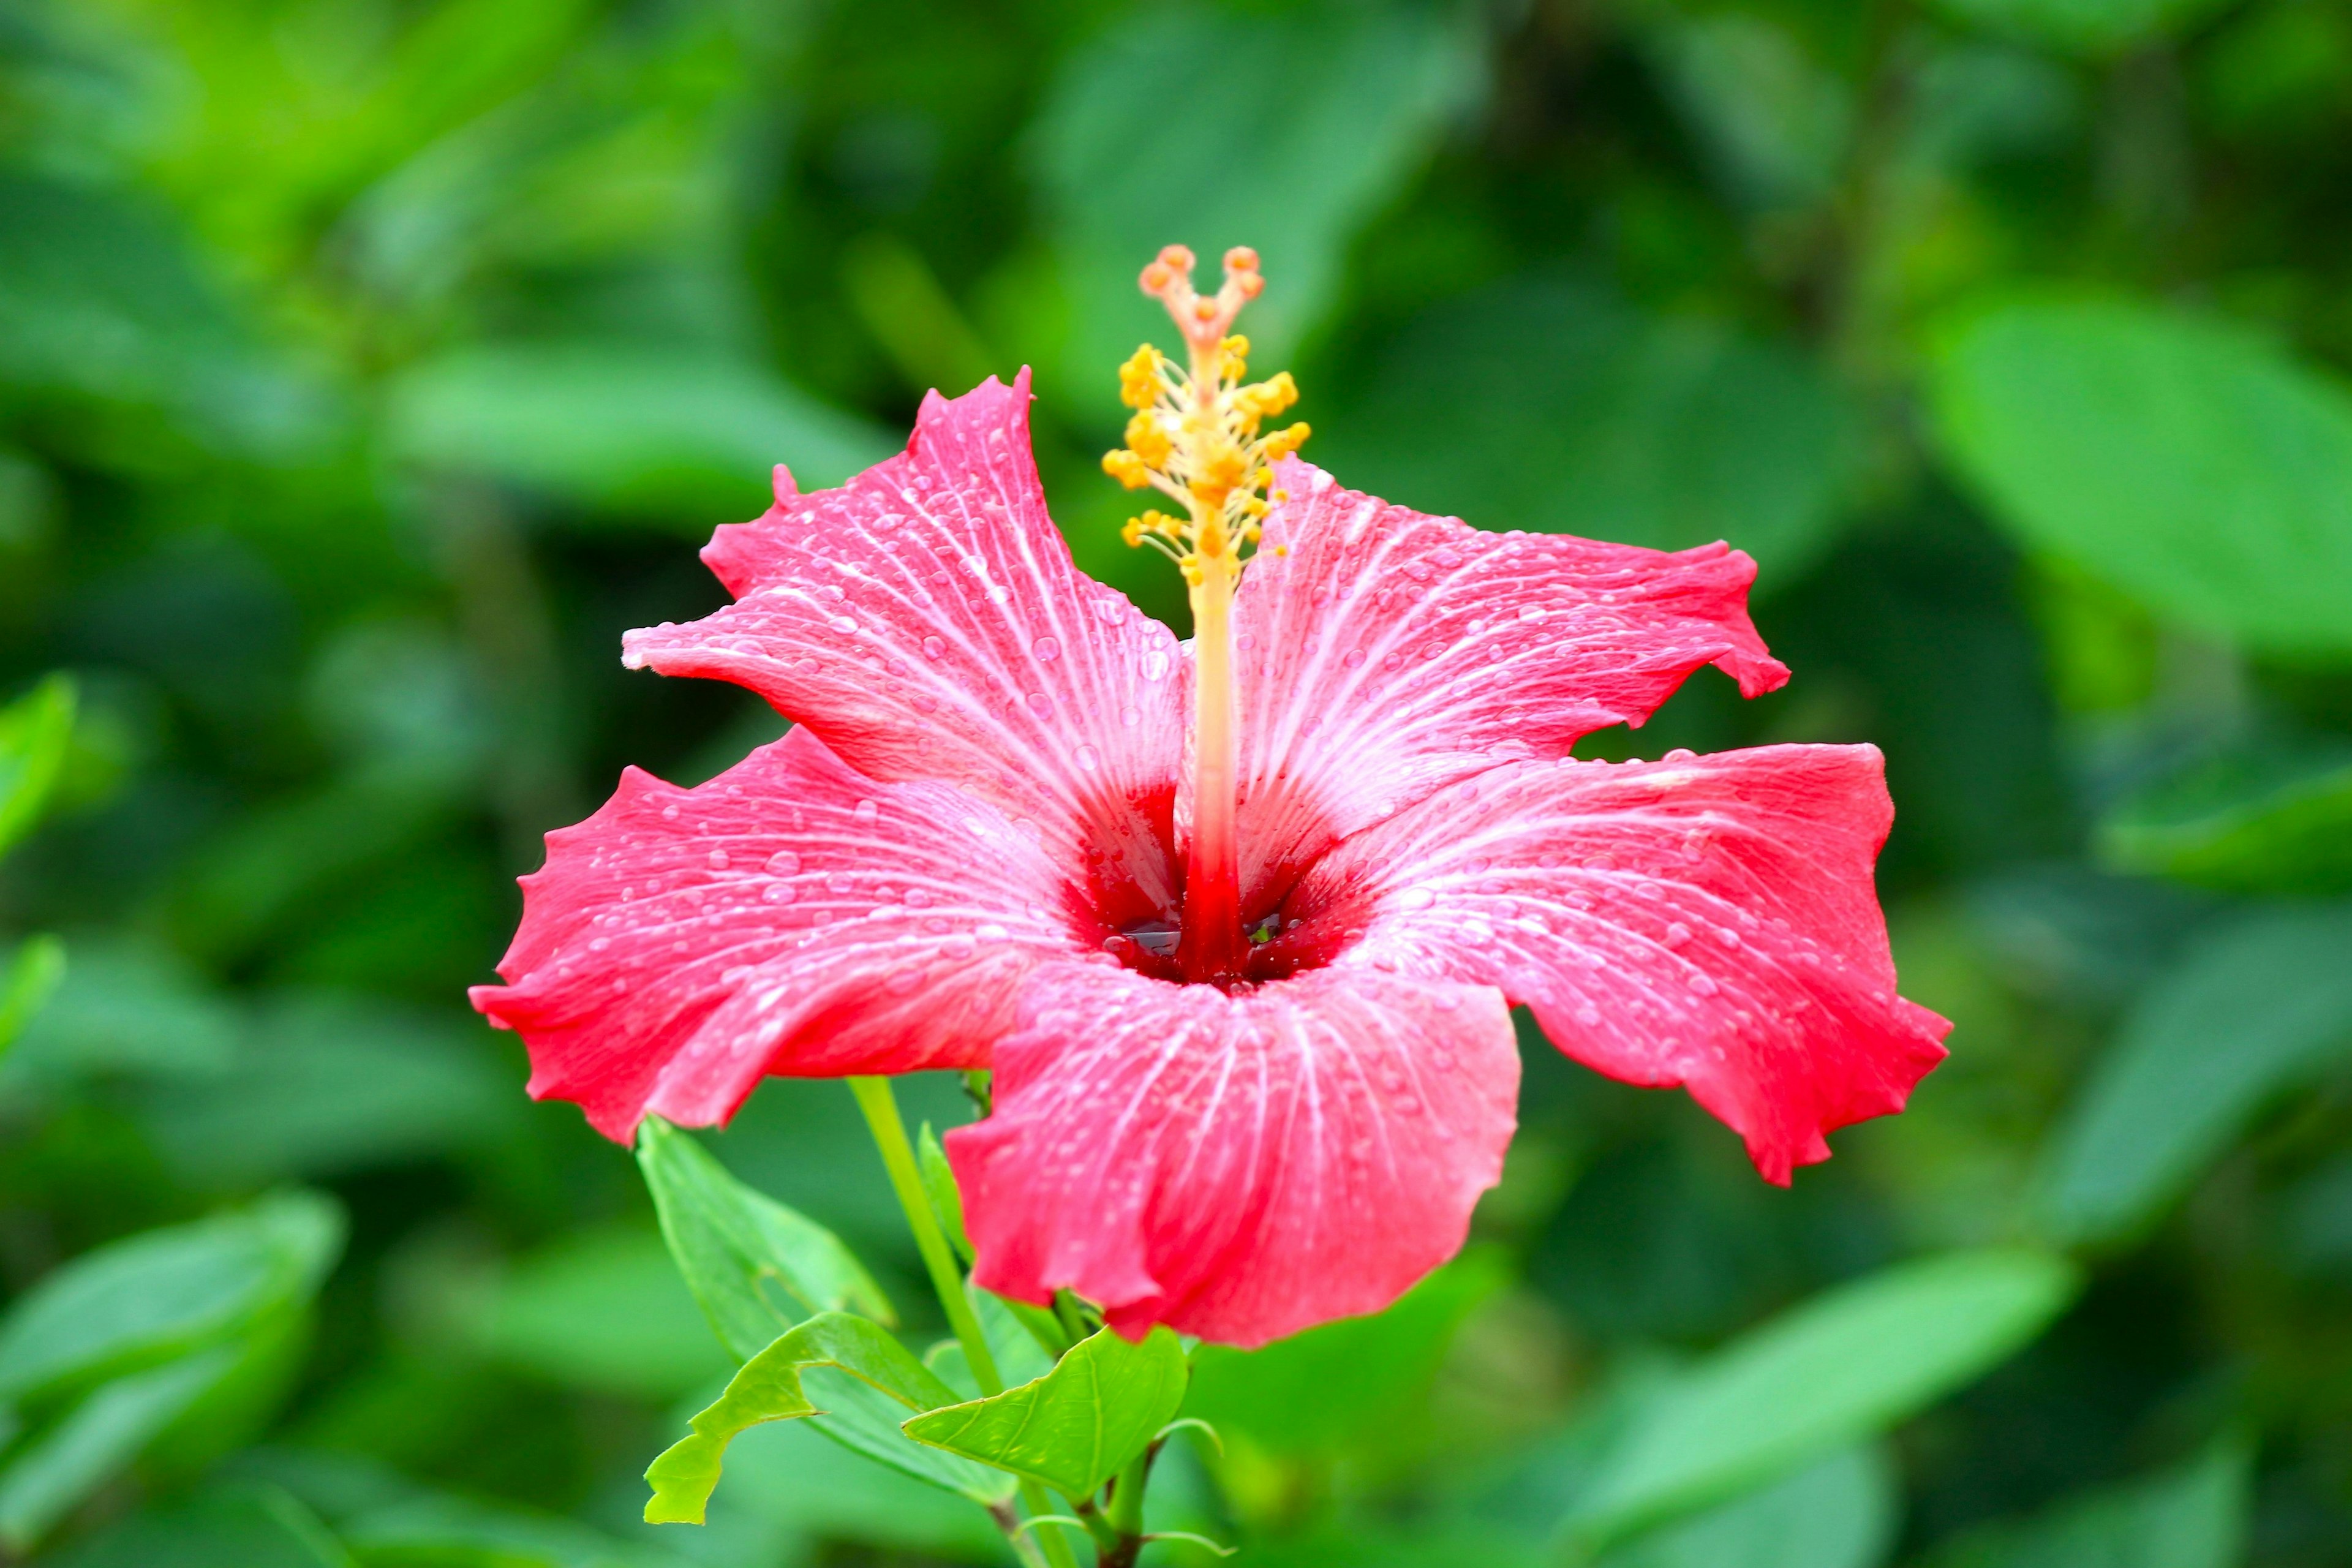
xmin=1106 ymin=1444 xmax=1153 ymax=1548
xmin=847 ymin=1077 xmax=1082 ymax=1568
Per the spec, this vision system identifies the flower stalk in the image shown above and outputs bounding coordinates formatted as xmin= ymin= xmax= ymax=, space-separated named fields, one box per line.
xmin=847 ymin=1076 xmax=1080 ymax=1568
xmin=1103 ymin=244 xmax=1310 ymax=981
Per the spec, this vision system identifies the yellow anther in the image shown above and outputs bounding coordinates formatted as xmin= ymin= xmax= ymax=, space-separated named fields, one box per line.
xmin=1110 ymin=245 xmax=1302 ymax=586
xmin=1102 ymin=449 xmax=1150 ymax=489
xmin=1118 ymin=345 xmax=1163 ymax=410
xmin=1125 ymin=411 xmax=1173 ymax=467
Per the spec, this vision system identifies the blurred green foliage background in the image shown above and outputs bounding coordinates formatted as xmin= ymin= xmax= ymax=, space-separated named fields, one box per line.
xmin=1 ymin=0 xmax=2350 ymax=1562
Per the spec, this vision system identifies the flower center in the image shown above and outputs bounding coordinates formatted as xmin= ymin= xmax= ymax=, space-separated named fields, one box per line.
xmin=1103 ymin=244 xmax=1311 ymax=984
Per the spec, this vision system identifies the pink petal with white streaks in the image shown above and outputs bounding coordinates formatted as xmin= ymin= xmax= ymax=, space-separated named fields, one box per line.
xmin=949 ymin=962 xmax=1518 ymax=1348
xmin=1275 ymin=744 xmax=1949 ymax=1184
xmin=1223 ymin=459 xmax=1789 ymax=907
xmin=471 ymin=727 xmax=1093 ymax=1140
xmin=622 ymin=374 xmax=1189 ymax=923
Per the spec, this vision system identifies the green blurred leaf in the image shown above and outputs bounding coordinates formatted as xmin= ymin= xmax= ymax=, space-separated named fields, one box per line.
xmin=472 ymin=1227 xmax=731 ymax=1402
xmin=166 ymin=764 xmax=468 ymax=967
xmin=0 ymin=1344 xmax=239 ymax=1550
xmin=2 ymin=938 xmax=241 ymax=1085
xmin=342 ymin=1492 xmax=691 ymax=1568
xmin=132 ymin=993 xmax=514 ymax=1186
xmin=1565 ymin=1250 xmax=2080 ymax=1547
xmin=0 ymin=935 xmax=65 ymax=1063
xmin=46 ymin=1483 xmax=356 ymax=1568
xmin=1317 ymin=277 xmax=1856 ymax=580
xmin=2039 ymin=902 xmax=2352 ymax=1245
xmin=903 ymin=1325 xmax=1187 ymax=1499
xmin=1032 ymin=0 xmax=1482 ymax=405
xmin=1928 ymin=1439 xmax=2248 ymax=1568
xmin=0 ymin=175 xmax=329 ymax=459
xmin=387 ymin=342 xmax=891 ymax=524
xmin=644 ymin=1311 xmax=965 ymax=1524
xmin=2097 ymin=737 xmax=2352 ymax=894
xmin=0 ymin=673 xmax=74 ymax=861
xmin=1928 ymin=296 xmax=2352 ymax=656
xmin=1183 ymin=1250 xmax=1504 ymax=1458
xmin=637 ymin=1116 xmax=894 ymax=1361
xmin=1643 ymin=13 xmax=1853 ymax=210
xmin=0 ymin=1190 xmax=344 ymax=1408
xmin=1598 ymin=1446 xmax=1898 ymax=1568
xmin=1929 ymin=0 xmax=2233 ymax=56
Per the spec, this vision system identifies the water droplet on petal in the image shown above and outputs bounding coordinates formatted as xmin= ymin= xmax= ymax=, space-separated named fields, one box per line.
xmin=766 ymin=850 xmax=801 ymax=875
xmin=762 ymin=883 xmax=796 ymax=905
xmin=1075 ymin=744 xmax=1100 ymax=771
xmin=975 ymin=922 xmax=1009 ymax=940
xmin=707 ymin=849 xmax=731 ymax=870
xmin=1032 ymin=636 xmax=1060 ymax=661
xmin=1024 ymin=693 xmax=1051 ymax=717
xmin=831 ymin=616 xmax=858 ymax=635
xmin=1343 ymin=648 xmax=1368 ymax=669
xmin=854 ymin=799 xmax=880 ymax=823
xmin=1688 ymin=974 xmax=1720 ymax=996
xmin=921 ymin=636 xmax=946 ymax=659
xmin=1140 ymin=650 xmax=1170 ymax=681
xmin=1397 ymin=887 xmax=1437 ymax=911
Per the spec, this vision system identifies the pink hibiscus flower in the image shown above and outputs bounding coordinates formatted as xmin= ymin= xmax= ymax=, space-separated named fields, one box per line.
xmin=471 ymin=247 xmax=1949 ymax=1349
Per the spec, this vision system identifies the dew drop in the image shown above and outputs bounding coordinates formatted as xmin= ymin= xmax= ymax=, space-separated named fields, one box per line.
xmin=662 ymin=804 xmax=681 ymax=821
xmin=1688 ymin=974 xmax=1721 ymax=996
xmin=762 ymin=883 xmax=796 ymax=905
xmin=766 ymin=850 xmax=801 ymax=875
xmin=1075 ymin=744 xmax=1100 ymax=771
xmin=1343 ymin=648 xmax=1368 ymax=669
xmin=1397 ymin=887 xmax=1437 ymax=911
xmin=854 ymin=799 xmax=880 ymax=823
xmin=1031 ymin=636 xmax=1060 ymax=662
xmin=1024 ymin=692 xmax=1052 ymax=717
xmin=1140 ymin=650 xmax=1170 ymax=681
xmin=1664 ymin=922 xmax=1691 ymax=947
xmin=831 ymin=616 xmax=858 ymax=635
xmin=921 ymin=636 xmax=946 ymax=660
xmin=975 ymin=923 xmax=1010 ymax=940
xmin=707 ymin=849 xmax=731 ymax=870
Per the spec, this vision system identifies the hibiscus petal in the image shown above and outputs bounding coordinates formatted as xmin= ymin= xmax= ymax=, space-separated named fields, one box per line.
xmin=470 ymin=728 xmax=1090 ymax=1142
xmin=621 ymin=373 xmax=1189 ymax=916
xmin=948 ymin=963 xmax=1518 ymax=1348
xmin=1284 ymin=744 xmax=1949 ymax=1185
xmin=1226 ymin=459 xmax=1790 ymax=903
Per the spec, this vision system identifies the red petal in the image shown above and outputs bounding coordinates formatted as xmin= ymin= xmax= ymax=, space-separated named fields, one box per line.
xmin=949 ymin=963 xmax=1518 ymax=1348
xmin=1287 ymin=744 xmax=1948 ymax=1185
xmin=1226 ymin=460 xmax=1790 ymax=903
xmin=622 ymin=374 xmax=1188 ymax=916
xmin=470 ymin=728 xmax=1088 ymax=1142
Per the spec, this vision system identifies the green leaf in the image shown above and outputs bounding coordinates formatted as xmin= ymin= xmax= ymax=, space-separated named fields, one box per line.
xmin=0 ymin=936 xmax=65 ymax=1063
xmin=43 ymin=1483 xmax=355 ymax=1568
xmin=644 ymin=1312 xmax=964 ymax=1525
xmin=0 ymin=673 xmax=74 ymax=861
xmin=685 ymin=1415 xmax=1009 ymax=1561
xmin=0 ymin=1344 xmax=240 ymax=1550
xmin=2038 ymin=902 xmax=2352 ymax=1245
xmin=471 ymin=1227 xmax=732 ymax=1402
xmin=1927 ymin=296 xmax=2352 ymax=656
xmin=1566 ymin=1250 xmax=2080 ymax=1548
xmin=1929 ymin=1439 xmax=2248 ymax=1568
xmin=1599 ymin=1446 xmax=1898 ymax=1568
xmin=902 ymin=1325 xmax=1188 ymax=1499
xmin=1928 ymin=0 xmax=2233 ymax=56
xmin=2097 ymin=737 xmax=2352 ymax=895
xmin=1184 ymin=1250 xmax=1504 ymax=1457
xmin=387 ymin=342 xmax=891 ymax=525
xmin=1031 ymin=0 xmax=1482 ymax=402
xmin=1316 ymin=277 xmax=1856 ymax=581
xmin=638 ymin=1117 xmax=894 ymax=1360
xmin=0 ymin=1191 xmax=344 ymax=1408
